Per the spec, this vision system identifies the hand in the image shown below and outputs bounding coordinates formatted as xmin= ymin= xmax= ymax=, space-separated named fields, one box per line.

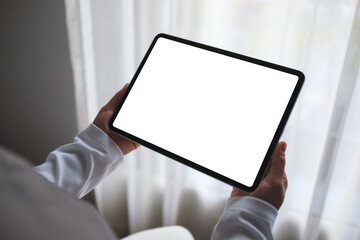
xmin=93 ymin=83 xmax=140 ymax=155
xmin=230 ymin=141 xmax=288 ymax=210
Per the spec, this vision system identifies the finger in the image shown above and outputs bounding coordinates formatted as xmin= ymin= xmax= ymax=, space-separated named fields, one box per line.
xmin=263 ymin=159 xmax=273 ymax=178
xmin=266 ymin=141 xmax=287 ymax=181
xmin=106 ymin=83 xmax=129 ymax=110
xmin=283 ymin=171 xmax=288 ymax=190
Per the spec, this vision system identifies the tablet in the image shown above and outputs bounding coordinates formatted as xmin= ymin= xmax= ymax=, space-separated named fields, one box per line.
xmin=109 ymin=33 xmax=304 ymax=192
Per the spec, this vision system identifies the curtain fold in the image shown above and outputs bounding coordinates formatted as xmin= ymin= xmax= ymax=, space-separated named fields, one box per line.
xmin=64 ymin=0 xmax=360 ymax=239
xmin=304 ymin=1 xmax=360 ymax=239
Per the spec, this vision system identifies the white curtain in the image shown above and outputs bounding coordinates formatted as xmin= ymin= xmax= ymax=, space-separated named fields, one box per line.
xmin=64 ymin=0 xmax=360 ymax=239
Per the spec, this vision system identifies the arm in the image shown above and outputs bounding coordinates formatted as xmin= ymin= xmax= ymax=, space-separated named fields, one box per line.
xmin=34 ymin=123 xmax=123 ymax=198
xmin=211 ymin=196 xmax=277 ymax=240
xmin=34 ymin=84 xmax=139 ymax=198
xmin=211 ymin=142 xmax=288 ymax=240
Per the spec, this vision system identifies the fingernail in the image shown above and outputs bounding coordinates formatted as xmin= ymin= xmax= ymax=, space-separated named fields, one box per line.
xmin=281 ymin=142 xmax=287 ymax=153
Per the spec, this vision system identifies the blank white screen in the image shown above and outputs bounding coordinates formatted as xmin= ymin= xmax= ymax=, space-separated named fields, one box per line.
xmin=113 ymin=37 xmax=298 ymax=187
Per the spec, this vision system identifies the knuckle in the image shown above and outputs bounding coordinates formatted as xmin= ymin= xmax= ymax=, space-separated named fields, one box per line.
xmin=279 ymin=154 xmax=286 ymax=169
xmin=283 ymin=175 xmax=288 ymax=190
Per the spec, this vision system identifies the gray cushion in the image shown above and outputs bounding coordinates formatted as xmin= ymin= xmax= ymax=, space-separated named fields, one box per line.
xmin=0 ymin=146 xmax=117 ymax=240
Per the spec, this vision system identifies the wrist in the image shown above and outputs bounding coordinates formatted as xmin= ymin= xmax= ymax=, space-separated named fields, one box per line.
xmin=226 ymin=196 xmax=278 ymax=228
xmin=82 ymin=123 xmax=124 ymax=159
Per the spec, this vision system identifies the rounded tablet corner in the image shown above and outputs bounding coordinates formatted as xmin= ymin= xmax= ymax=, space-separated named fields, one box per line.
xmin=154 ymin=33 xmax=167 ymax=40
xmin=236 ymin=182 xmax=258 ymax=193
xmin=296 ymin=70 xmax=305 ymax=85
xmin=230 ymin=178 xmax=260 ymax=193
xmin=247 ymin=182 xmax=260 ymax=193
xmin=246 ymin=173 xmax=266 ymax=192
xmin=299 ymin=71 xmax=306 ymax=81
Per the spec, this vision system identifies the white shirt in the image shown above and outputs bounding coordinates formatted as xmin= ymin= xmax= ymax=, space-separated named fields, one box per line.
xmin=35 ymin=123 xmax=277 ymax=239
xmin=34 ymin=123 xmax=123 ymax=198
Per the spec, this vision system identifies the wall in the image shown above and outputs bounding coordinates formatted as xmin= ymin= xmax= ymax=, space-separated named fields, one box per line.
xmin=0 ymin=0 xmax=78 ymax=166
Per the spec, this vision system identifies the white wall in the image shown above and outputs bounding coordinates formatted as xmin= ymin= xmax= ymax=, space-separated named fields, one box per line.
xmin=0 ymin=0 xmax=78 ymax=166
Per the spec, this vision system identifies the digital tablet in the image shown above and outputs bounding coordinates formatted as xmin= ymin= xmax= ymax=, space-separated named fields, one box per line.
xmin=109 ymin=33 xmax=304 ymax=192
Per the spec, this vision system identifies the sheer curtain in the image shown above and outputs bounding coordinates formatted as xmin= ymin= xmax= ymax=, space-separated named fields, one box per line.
xmin=64 ymin=0 xmax=360 ymax=239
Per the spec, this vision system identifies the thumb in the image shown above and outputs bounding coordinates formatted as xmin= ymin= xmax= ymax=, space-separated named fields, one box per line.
xmin=106 ymin=83 xmax=129 ymax=110
xmin=266 ymin=141 xmax=287 ymax=181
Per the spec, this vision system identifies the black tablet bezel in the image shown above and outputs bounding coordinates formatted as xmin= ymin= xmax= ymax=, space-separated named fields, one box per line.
xmin=109 ymin=33 xmax=305 ymax=192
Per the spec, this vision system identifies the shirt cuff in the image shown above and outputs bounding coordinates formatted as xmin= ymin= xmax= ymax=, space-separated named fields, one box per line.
xmin=78 ymin=123 xmax=124 ymax=162
xmin=226 ymin=196 xmax=278 ymax=229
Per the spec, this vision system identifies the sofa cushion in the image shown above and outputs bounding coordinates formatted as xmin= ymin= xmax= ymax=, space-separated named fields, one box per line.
xmin=0 ymin=145 xmax=117 ymax=240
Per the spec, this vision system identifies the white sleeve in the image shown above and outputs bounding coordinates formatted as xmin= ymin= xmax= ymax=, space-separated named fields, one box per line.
xmin=211 ymin=196 xmax=278 ymax=240
xmin=34 ymin=123 xmax=124 ymax=198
